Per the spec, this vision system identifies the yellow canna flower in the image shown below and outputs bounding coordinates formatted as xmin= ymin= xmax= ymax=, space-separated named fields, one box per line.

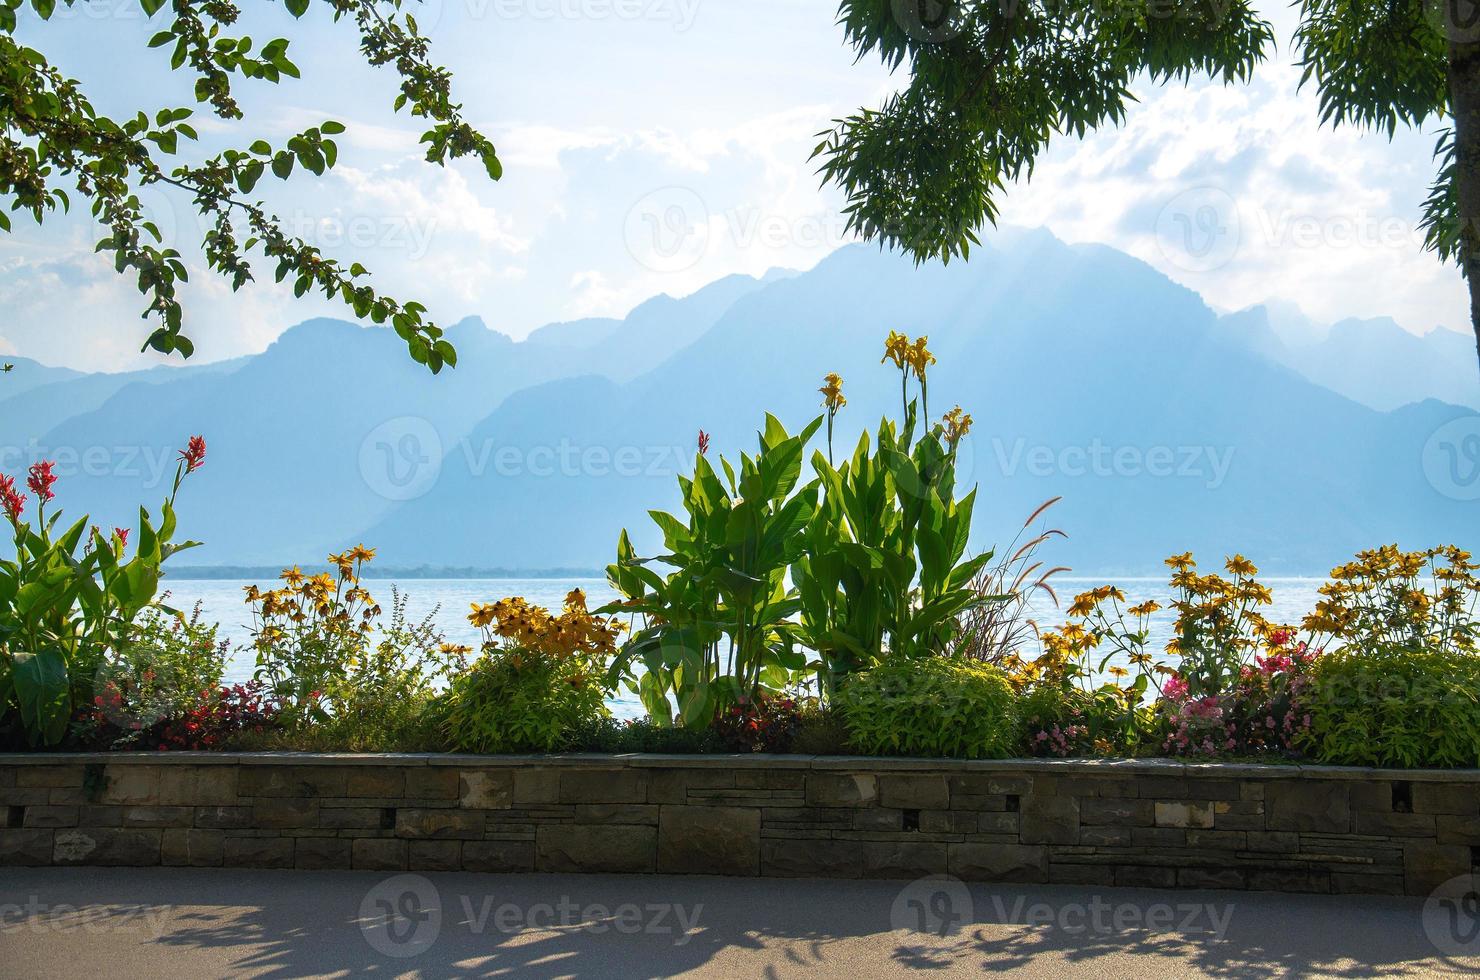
xmin=881 ymin=330 xmax=910 ymax=369
xmin=905 ymin=336 xmax=936 ymax=382
xmin=940 ymin=405 xmax=972 ymax=448
xmin=819 ymin=372 xmax=846 ymax=413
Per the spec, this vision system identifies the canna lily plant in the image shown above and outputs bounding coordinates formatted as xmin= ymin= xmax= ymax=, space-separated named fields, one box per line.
xmin=0 ymin=438 xmax=206 ymax=746
xmin=601 ymin=415 xmax=822 ymax=726
xmin=794 ymin=401 xmax=998 ymax=696
xmin=603 ymin=333 xmax=1000 ymax=722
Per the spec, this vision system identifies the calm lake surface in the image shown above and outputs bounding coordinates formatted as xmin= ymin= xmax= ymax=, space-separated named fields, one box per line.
xmin=165 ymin=576 xmax=1330 ymax=720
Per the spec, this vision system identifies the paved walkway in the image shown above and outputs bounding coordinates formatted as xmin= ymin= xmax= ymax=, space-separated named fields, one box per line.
xmin=1 ymin=868 xmax=1476 ymax=977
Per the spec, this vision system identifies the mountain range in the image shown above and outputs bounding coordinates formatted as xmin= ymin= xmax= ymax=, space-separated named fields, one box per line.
xmin=2 ymin=228 xmax=1475 ymax=575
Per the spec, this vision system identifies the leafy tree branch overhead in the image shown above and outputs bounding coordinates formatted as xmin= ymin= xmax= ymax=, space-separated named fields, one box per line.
xmin=817 ymin=0 xmax=1480 ymax=375
xmin=0 ymin=0 xmax=502 ymax=373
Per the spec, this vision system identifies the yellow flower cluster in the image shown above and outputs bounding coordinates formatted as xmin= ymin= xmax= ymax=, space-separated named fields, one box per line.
xmin=1304 ymin=544 xmax=1478 ymax=650
xmin=244 ymin=545 xmax=382 ymax=651
xmin=1161 ymin=552 xmax=1280 ymax=656
xmin=882 ymin=331 xmax=936 ymax=382
xmin=468 ymin=589 xmax=626 ymax=661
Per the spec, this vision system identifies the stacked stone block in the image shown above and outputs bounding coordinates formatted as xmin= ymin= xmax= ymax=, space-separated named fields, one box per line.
xmin=1 ymin=755 xmax=1475 ymax=895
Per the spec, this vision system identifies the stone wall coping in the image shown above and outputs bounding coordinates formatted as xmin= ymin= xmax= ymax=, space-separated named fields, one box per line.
xmin=1 ymin=751 xmax=1478 ymax=781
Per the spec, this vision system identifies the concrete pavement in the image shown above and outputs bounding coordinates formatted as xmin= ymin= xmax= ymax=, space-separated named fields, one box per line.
xmin=1 ymin=867 xmax=1476 ymax=977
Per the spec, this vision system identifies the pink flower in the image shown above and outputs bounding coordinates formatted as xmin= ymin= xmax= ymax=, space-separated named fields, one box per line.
xmin=0 ymin=473 xmax=24 ymax=522
xmin=26 ymin=460 xmax=56 ymax=502
xmin=180 ymin=435 xmax=207 ymax=473
xmin=1163 ymin=674 xmax=1189 ymax=701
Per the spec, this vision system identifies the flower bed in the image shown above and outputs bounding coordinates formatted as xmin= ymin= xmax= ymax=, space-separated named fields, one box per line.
xmin=2 ymin=338 xmax=1477 ymax=773
xmin=2 ymin=752 xmax=1477 ymax=897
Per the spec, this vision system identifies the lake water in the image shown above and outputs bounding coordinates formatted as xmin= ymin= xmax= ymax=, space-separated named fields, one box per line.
xmin=164 ymin=576 xmax=1330 ymax=720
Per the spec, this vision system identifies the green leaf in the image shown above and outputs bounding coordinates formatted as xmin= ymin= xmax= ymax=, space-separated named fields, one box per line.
xmin=11 ymin=648 xmax=69 ymax=746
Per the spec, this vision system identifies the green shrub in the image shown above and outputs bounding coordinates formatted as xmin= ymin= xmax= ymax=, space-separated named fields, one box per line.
xmin=790 ymin=702 xmax=853 ymax=755
xmin=572 ymin=715 xmax=722 ymax=754
xmin=85 ymin=604 xmax=228 ymax=744
xmin=837 ymin=656 xmax=1019 ymax=758
xmin=1304 ymin=645 xmax=1480 ymax=768
xmin=441 ymin=651 xmax=609 ymax=754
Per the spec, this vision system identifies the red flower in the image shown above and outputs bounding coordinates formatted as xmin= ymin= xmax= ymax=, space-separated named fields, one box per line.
xmin=179 ymin=435 xmax=207 ymax=473
xmin=697 ymin=430 xmax=710 ymax=456
xmin=114 ymin=527 xmax=130 ymax=547
xmin=0 ymin=474 xmax=23 ymax=522
xmin=26 ymin=460 xmax=56 ymax=503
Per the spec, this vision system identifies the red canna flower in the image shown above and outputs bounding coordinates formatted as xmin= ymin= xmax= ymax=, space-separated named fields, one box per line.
xmin=115 ymin=527 xmax=130 ymax=547
xmin=0 ymin=473 xmax=23 ymax=522
xmin=180 ymin=435 xmax=207 ymax=473
xmin=697 ymin=430 xmax=710 ymax=456
xmin=26 ymin=460 xmax=56 ymax=503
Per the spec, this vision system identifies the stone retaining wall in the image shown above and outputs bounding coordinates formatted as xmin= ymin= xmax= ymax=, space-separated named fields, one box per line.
xmin=2 ymin=754 xmax=1477 ymax=895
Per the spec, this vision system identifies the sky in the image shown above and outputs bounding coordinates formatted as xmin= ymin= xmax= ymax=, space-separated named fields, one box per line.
xmin=0 ymin=0 xmax=1470 ymax=371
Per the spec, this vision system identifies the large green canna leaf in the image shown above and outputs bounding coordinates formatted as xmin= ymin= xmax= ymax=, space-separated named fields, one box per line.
xmin=11 ymin=647 xmax=70 ymax=745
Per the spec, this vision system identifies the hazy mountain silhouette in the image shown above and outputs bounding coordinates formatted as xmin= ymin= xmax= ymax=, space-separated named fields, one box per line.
xmin=1219 ymin=305 xmax=1479 ymax=411
xmin=0 ymin=357 xmax=82 ymax=402
xmin=361 ymin=231 xmax=1477 ymax=574
xmin=6 ymin=234 xmax=1474 ymax=574
xmin=14 ymin=273 xmax=774 ymax=563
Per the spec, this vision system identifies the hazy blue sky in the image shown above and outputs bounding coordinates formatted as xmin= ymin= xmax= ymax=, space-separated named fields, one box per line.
xmin=1 ymin=1 xmax=1467 ymax=370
